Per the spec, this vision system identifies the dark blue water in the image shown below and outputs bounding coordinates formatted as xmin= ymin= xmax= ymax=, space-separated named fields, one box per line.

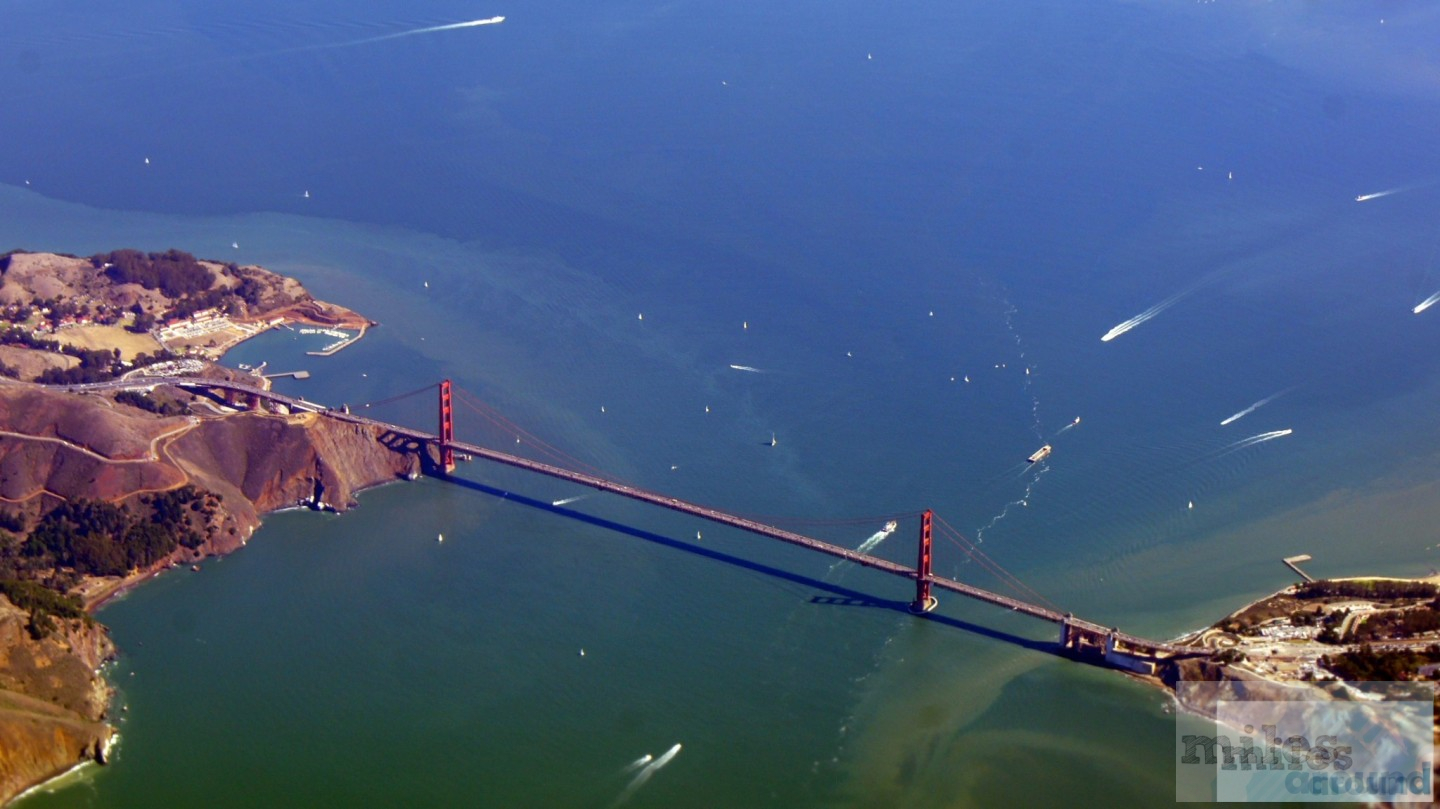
xmin=6 ymin=1 xmax=1440 ymax=806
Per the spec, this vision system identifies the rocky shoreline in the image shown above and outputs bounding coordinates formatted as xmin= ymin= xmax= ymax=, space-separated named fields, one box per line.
xmin=0 ymin=598 xmax=116 ymax=805
xmin=0 ymin=388 xmax=429 ymax=806
xmin=1123 ymin=575 xmax=1440 ymax=725
xmin=0 ymin=250 xmax=418 ymax=806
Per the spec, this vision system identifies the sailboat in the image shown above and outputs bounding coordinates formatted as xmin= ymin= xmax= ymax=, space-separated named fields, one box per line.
xmin=769 ymin=432 xmax=777 ymax=447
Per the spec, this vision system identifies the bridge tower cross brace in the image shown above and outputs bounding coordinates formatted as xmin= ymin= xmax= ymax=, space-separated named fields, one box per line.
xmin=909 ymin=509 xmax=938 ymax=614
xmin=439 ymin=379 xmax=455 ymax=473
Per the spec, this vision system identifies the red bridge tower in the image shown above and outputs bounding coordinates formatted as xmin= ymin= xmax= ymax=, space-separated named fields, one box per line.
xmin=439 ymin=379 xmax=455 ymax=473
xmin=910 ymin=509 xmax=938 ymax=613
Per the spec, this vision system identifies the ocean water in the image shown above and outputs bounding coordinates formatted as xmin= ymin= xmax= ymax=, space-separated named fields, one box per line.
xmin=5 ymin=1 xmax=1440 ymax=806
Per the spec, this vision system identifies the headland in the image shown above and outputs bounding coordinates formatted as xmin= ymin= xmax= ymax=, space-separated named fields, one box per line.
xmin=0 ymin=249 xmax=420 ymax=806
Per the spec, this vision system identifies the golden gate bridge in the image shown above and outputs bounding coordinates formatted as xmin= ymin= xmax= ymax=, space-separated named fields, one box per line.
xmin=88 ymin=374 xmax=1212 ymax=673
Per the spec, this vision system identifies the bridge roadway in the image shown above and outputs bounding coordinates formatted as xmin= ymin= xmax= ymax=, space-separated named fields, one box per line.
xmin=65 ymin=375 xmax=1191 ymax=656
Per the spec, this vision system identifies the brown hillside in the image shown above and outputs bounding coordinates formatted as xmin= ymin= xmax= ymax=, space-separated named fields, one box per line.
xmin=0 ymin=388 xmax=190 ymax=509
xmin=0 ymin=596 xmax=112 ymax=804
xmin=0 ymin=384 xmax=419 ymax=805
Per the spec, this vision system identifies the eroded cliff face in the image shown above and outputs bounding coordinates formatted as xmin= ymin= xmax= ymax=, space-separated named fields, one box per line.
xmin=0 ymin=385 xmax=420 ymax=557
xmin=0 ymin=385 xmax=422 ymax=806
xmin=168 ymin=410 xmax=420 ymax=552
xmin=0 ymin=596 xmax=114 ymax=804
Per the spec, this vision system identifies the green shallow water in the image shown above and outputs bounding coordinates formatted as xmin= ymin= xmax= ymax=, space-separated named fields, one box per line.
xmin=25 ymin=485 xmax=1175 ymax=808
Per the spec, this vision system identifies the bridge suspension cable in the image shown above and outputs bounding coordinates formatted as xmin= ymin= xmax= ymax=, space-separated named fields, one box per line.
xmin=452 ymin=387 xmax=625 ymax=484
xmin=446 ymin=384 xmax=1056 ymax=611
xmin=732 ymin=509 xmax=925 ymax=529
xmin=137 ymin=376 xmax=1194 ymax=660
xmin=932 ymin=514 xmax=1061 ymax=613
xmin=358 ymin=382 xmax=440 ymax=411
xmin=451 ymin=388 xmax=926 ymax=541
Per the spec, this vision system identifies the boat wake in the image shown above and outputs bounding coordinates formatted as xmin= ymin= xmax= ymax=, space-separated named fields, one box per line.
xmin=551 ymin=495 xmax=589 ymax=507
xmin=1101 ymin=285 xmax=1197 ymax=342
xmin=975 ymin=464 xmax=1043 ymax=545
xmin=976 ymin=292 xmax=1050 ymax=546
xmin=328 ymin=16 xmax=504 ymax=49
xmin=1053 ymin=416 xmax=1081 ymax=436
xmin=728 ymin=364 xmax=764 ymax=373
xmin=1219 ymin=389 xmax=1289 ymax=426
xmin=1214 ymin=428 xmax=1293 ymax=459
xmin=855 ymin=521 xmax=899 ymax=556
xmin=827 ymin=522 xmax=900 ymax=575
xmin=1355 ymin=187 xmax=1409 ymax=202
xmin=620 ymin=754 xmax=653 ymax=774
xmin=1414 ymin=290 xmax=1440 ymax=314
xmin=613 ymin=744 xmax=681 ymax=806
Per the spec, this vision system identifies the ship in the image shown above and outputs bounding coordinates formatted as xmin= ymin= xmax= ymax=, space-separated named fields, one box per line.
xmin=883 ymin=520 xmax=898 ymax=533
xmin=1028 ymin=445 xmax=1052 ymax=463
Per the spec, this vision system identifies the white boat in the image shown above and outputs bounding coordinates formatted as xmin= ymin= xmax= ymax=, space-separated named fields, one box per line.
xmin=437 ymin=533 xmax=444 ymax=543
xmin=769 ymin=432 xmax=777 ymax=447
xmin=1028 ymin=445 xmax=1052 ymax=463
xmin=883 ymin=520 xmax=898 ymax=533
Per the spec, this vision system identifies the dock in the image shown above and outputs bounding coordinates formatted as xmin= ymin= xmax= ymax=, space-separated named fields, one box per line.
xmin=1283 ymin=554 xmax=1314 ymax=582
xmin=303 ymin=323 xmax=367 ymax=357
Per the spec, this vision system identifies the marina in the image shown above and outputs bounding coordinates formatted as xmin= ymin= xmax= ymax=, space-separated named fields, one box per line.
xmin=301 ymin=324 xmax=365 ymax=356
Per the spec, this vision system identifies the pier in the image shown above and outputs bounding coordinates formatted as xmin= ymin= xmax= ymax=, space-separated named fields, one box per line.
xmin=1283 ymin=554 xmax=1315 ymax=582
xmin=302 ymin=324 xmax=366 ymax=356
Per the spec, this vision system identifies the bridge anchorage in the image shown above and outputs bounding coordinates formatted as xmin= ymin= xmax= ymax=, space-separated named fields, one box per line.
xmin=116 ymin=375 xmax=1209 ymax=677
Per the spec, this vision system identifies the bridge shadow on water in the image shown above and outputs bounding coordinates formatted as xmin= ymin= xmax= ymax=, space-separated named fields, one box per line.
xmin=442 ymin=474 xmax=1058 ymax=657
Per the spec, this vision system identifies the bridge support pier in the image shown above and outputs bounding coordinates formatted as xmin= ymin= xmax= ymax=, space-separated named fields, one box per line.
xmin=909 ymin=509 xmax=938 ymax=614
xmin=439 ymin=379 xmax=455 ymax=473
xmin=1058 ymin=614 xmax=1103 ymax=656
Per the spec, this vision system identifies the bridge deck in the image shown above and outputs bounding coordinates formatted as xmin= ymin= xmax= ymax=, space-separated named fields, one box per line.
xmin=75 ymin=377 xmax=1191 ymax=656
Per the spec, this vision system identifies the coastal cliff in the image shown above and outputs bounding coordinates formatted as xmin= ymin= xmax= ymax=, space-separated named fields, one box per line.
xmin=0 ymin=383 xmax=421 ymax=805
xmin=168 ymin=408 xmax=422 ymax=548
xmin=0 ymin=595 xmax=114 ymax=804
xmin=0 ymin=247 xmax=413 ymax=805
